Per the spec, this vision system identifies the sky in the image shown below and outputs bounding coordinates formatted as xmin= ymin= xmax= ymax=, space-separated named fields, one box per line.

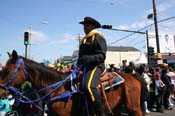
xmin=0 ymin=0 xmax=175 ymax=66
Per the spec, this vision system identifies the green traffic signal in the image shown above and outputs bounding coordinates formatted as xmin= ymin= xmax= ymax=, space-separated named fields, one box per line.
xmin=24 ymin=32 xmax=29 ymax=45
xmin=24 ymin=38 xmax=29 ymax=45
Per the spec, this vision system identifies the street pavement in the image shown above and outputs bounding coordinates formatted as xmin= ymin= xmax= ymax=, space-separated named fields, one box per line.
xmin=146 ymin=105 xmax=175 ymax=116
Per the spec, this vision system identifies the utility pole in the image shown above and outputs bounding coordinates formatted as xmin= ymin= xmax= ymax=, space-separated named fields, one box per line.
xmin=146 ymin=30 xmax=150 ymax=64
xmin=152 ymin=0 xmax=160 ymax=53
xmin=76 ymin=34 xmax=82 ymax=48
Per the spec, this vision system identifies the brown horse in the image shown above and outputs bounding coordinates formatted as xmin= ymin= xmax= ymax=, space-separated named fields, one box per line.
xmin=0 ymin=50 xmax=145 ymax=116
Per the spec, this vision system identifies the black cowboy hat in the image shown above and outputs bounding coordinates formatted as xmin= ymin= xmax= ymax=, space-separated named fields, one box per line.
xmin=79 ymin=16 xmax=101 ymax=28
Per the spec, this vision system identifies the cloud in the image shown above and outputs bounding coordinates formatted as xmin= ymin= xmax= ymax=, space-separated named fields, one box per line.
xmin=157 ymin=1 xmax=175 ymax=13
xmin=114 ymin=25 xmax=129 ymax=30
xmin=159 ymin=21 xmax=175 ymax=35
xmin=146 ymin=0 xmax=175 ymax=15
xmin=115 ymin=0 xmax=175 ymax=32
xmin=130 ymin=21 xmax=146 ymax=29
xmin=30 ymin=30 xmax=47 ymax=44
xmin=114 ymin=20 xmax=147 ymax=30
xmin=49 ymin=33 xmax=76 ymax=45
xmin=31 ymin=33 xmax=78 ymax=63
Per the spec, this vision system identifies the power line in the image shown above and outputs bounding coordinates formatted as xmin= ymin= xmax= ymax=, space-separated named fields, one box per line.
xmin=108 ymin=26 xmax=150 ymax=45
xmin=158 ymin=16 xmax=175 ymax=23
xmin=129 ymin=36 xmax=145 ymax=46
xmin=108 ymin=16 xmax=175 ymax=45
xmin=126 ymin=34 xmax=144 ymax=45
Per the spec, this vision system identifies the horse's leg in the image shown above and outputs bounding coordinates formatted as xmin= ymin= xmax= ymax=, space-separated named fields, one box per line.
xmin=124 ymin=79 xmax=143 ymax=116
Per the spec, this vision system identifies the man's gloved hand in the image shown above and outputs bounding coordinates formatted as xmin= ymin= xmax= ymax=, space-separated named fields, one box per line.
xmin=79 ymin=55 xmax=96 ymax=64
xmin=81 ymin=55 xmax=90 ymax=64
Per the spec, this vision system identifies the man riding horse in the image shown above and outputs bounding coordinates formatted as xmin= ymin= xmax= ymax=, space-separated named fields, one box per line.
xmin=77 ymin=16 xmax=107 ymax=116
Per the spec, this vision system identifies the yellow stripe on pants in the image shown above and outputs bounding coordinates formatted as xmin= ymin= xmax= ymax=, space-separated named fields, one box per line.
xmin=88 ymin=66 xmax=98 ymax=102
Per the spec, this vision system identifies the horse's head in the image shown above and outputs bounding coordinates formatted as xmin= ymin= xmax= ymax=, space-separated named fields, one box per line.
xmin=0 ymin=50 xmax=27 ymax=97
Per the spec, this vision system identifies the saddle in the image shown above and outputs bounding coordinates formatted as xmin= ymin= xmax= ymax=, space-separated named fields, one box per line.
xmin=76 ymin=70 xmax=124 ymax=115
xmin=99 ymin=70 xmax=118 ymax=88
xmin=77 ymin=69 xmax=121 ymax=89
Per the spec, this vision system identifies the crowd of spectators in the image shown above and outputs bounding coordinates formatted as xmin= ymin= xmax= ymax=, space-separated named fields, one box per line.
xmin=113 ymin=60 xmax=175 ymax=114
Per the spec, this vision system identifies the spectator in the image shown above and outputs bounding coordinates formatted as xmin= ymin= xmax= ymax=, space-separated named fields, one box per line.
xmin=124 ymin=66 xmax=134 ymax=73
xmin=154 ymin=71 xmax=165 ymax=113
xmin=137 ymin=64 xmax=151 ymax=113
xmin=161 ymin=67 xmax=173 ymax=110
xmin=148 ymin=74 xmax=156 ymax=111
xmin=128 ymin=61 xmax=136 ymax=74
xmin=148 ymin=67 xmax=164 ymax=113
xmin=167 ymin=67 xmax=175 ymax=106
xmin=121 ymin=60 xmax=127 ymax=72
xmin=108 ymin=64 xmax=118 ymax=72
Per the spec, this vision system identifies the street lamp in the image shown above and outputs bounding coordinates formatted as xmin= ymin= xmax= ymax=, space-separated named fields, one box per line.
xmin=28 ymin=21 xmax=48 ymax=59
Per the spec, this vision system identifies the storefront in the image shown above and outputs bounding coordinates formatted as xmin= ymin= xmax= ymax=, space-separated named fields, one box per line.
xmin=162 ymin=55 xmax=175 ymax=68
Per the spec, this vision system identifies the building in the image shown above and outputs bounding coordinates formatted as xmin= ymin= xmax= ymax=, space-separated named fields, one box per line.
xmin=71 ymin=46 xmax=147 ymax=68
xmin=105 ymin=46 xmax=147 ymax=68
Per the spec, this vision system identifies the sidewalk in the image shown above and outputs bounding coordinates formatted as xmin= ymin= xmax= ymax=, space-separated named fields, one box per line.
xmin=146 ymin=105 xmax=175 ymax=116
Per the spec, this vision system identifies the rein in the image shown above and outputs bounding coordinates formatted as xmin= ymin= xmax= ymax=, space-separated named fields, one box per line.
xmin=7 ymin=58 xmax=83 ymax=105
xmin=21 ymin=66 xmax=82 ymax=104
xmin=1 ymin=57 xmax=91 ymax=115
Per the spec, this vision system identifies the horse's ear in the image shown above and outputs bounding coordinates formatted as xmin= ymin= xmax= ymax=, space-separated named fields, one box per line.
xmin=12 ymin=50 xmax=18 ymax=62
xmin=7 ymin=52 xmax=12 ymax=58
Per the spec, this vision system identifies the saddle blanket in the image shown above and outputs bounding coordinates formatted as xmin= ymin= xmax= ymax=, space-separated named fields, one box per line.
xmin=105 ymin=75 xmax=125 ymax=90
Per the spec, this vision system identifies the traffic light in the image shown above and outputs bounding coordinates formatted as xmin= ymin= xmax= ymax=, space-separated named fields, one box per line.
xmin=24 ymin=32 xmax=29 ymax=45
xmin=101 ymin=25 xmax=112 ymax=29
xmin=147 ymin=13 xmax=153 ymax=19
xmin=148 ymin=46 xmax=154 ymax=56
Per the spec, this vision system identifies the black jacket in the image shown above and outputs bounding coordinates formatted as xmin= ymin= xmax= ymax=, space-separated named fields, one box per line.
xmin=161 ymin=73 xmax=173 ymax=91
xmin=78 ymin=32 xmax=107 ymax=67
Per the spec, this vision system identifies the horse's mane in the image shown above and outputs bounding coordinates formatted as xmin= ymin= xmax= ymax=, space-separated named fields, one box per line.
xmin=19 ymin=56 xmax=68 ymax=86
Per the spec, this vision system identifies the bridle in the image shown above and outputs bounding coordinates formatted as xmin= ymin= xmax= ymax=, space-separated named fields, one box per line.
xmin=0 ymin=58 xmax=28 ymax=92
xmin=0 ymin=58 xmax=44 ymax=110
xmin=3 ymin=58 xmax=28 ymax=87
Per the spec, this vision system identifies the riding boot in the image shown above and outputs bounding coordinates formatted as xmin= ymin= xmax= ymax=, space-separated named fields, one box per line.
xmin=93 ymin=100 xmax=105 ymax=116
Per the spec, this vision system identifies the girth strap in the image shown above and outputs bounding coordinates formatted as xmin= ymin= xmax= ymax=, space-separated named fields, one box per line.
xmin=100 ymin=82 xmax=114 ymax=115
